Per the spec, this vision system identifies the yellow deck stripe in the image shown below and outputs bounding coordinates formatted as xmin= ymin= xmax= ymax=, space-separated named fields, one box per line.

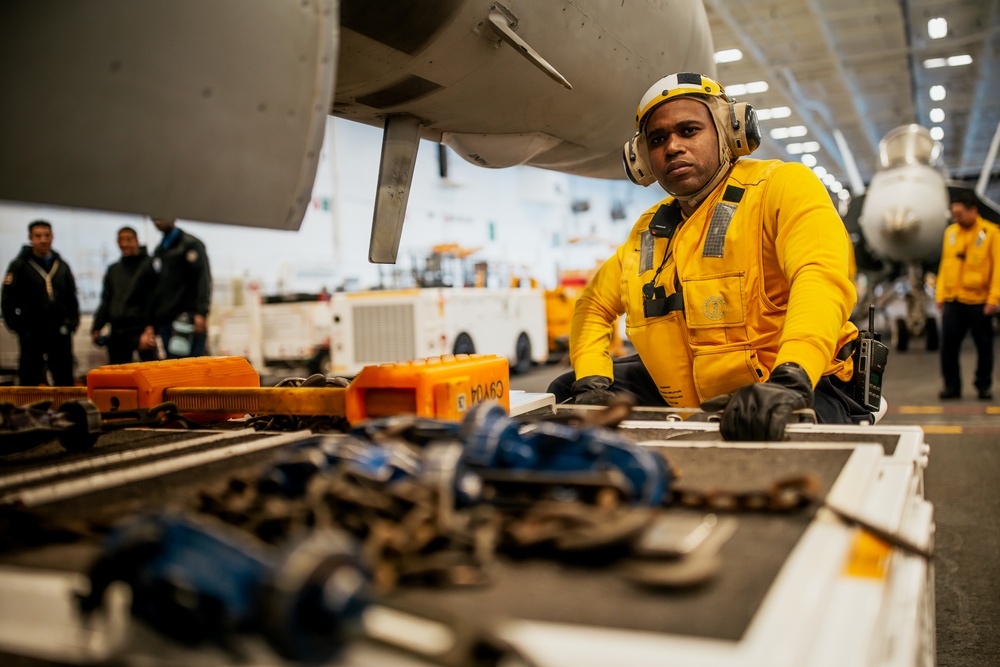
xmin=922 ymin=425 xmax=964 ymax=434
xmin=898 ymin=406 xmax=944 ymax=414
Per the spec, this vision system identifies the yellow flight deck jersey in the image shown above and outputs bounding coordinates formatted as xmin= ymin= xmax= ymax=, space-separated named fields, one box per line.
xmin=935 ymin=216 xmax=1000 ymax=306
xmin=570 ymin=159 xmax=858 ymax=407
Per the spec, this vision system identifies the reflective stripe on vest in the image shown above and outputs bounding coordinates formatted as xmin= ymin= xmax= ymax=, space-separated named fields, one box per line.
xmin=702 ymin=185 xmax=745 ymax=258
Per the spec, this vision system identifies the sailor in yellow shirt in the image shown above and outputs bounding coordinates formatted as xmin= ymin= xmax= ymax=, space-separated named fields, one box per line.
xmin=547 ymin=72 xmax=872 ymax=440
xmin=935 ymin=193 xmax=1000 ymax=400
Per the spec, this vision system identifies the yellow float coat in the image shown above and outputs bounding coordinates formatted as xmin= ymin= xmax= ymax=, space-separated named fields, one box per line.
xmin=935 ymin=216 xmax=1000 ymax=306
xmin=570 ymin=159 xmax=858 ymax=407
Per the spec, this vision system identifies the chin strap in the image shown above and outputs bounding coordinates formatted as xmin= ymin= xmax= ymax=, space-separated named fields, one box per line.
xmin=670 ymin=160 xmax=735 ymax=210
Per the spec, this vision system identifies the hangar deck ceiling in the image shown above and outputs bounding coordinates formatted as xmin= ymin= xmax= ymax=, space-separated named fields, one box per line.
xmin=704 ymin=0 xmax=1000 ymax=203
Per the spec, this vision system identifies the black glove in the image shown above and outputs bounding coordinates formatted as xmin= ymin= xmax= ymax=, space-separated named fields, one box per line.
xmin=569 ymin=375 xmax=617 ymax=405
xmin=700 ymin=363 xmax=814 ymax=441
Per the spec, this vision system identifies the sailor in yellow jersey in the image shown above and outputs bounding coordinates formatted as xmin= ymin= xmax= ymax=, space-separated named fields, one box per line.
xmin=548 ymin=72 xmax=872 ymax=440
xmin=935 ymin=192 xmax=1000 ymax=400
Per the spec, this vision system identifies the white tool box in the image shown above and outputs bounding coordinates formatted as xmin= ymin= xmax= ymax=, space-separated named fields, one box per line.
xmin=486 ymin=420 xmax=935 ymax=667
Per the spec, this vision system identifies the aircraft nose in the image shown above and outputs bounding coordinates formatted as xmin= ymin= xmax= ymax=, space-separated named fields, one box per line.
xmin=881 ymin=207 xmax=919 ymax=240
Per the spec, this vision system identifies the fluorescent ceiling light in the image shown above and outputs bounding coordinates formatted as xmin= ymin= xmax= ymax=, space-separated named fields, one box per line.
xmin=726 ymin=81 xmax=769 ymax=96
xmin=714 ymin=48 xmax=743 ymax=63
xmin=800 ymin=154 xmax=817 ymax=167
xmin=929 ymin=108 xmax=945 ymax=123
xmin=786 ymin=141 xmax=820 ymax=154
xmin=929 ymin=85 xmax=946 ymax=101
xmin=756 ymin=107 xmax=792 ymax=121
xmin=928 ymin=18 xmax=948 ymax=39
xmin=930 ymin=126 xmax=944 ymax=141
xmin=926 ymin=54 xmax=974 ymax=68
xmin=769 ymin=126 xmax=808 ymax=140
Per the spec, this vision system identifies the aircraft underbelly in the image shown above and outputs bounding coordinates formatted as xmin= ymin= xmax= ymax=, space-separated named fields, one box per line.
xmin=334 ymin=0 xmax=716 ymax=178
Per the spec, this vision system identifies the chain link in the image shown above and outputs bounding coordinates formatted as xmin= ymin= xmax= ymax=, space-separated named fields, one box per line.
xmin=669 ymin=474 xmax=820 ymax=512
xmin=246 ymin=374 xmax=350 ymax=433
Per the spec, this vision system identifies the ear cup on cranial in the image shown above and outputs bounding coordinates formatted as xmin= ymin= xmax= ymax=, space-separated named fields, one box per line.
xmin=622 ymin=132 xmax=657 ymax=186
xmin=728 ymin=102 xmax=761 ymax=157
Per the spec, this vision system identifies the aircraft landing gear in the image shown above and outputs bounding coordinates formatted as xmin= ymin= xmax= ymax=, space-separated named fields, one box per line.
xmin=925 ymin=318 xmax=940 ymax=351
xmin=894 ymin=318 xmax=910 ymax=352
xmin=894 ymin=316 xmax=939 ymax=353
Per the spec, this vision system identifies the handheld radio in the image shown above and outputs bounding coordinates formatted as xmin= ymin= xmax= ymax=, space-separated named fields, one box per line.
xmin=851 ymin=305 xmax=889 ymax=412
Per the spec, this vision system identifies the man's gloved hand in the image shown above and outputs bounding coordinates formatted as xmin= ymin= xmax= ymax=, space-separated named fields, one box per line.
xmin=569 ymin=375 xmax=617 ymax=405
xmin=699 ymin=363 xmax=814 ymax=441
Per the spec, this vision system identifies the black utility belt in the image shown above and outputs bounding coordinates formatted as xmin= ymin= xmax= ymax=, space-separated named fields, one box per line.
xmin=642 ymin=286 xmax=685 ymax=318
